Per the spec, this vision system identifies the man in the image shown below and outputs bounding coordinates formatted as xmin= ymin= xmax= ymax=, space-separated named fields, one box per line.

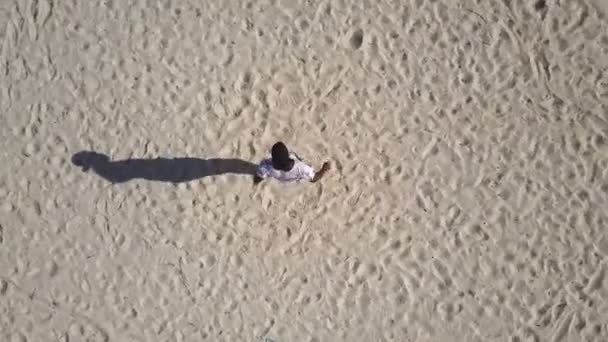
xmin=253 ymin=142 xmax=330 ymax=184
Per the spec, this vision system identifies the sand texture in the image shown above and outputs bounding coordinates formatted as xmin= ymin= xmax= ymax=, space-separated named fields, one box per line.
xmin=2 ymin=0 xmax=608 ymax=341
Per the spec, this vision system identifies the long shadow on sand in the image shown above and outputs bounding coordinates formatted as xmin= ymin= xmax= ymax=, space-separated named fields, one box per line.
xmin=71 ymin=151 xmax=257 ymax=183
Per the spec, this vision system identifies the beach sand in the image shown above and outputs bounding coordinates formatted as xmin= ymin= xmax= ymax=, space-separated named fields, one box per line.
xmin=1 ymin=0 xmax=608 ymax=341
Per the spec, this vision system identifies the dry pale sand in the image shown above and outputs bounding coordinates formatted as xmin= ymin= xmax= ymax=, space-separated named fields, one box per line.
xmin=1 ymin=0 xmax=608 ymax=341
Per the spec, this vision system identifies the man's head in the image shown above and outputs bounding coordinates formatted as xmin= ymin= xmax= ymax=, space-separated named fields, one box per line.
xmin=271 ymin=142 xmax=293 ymax=171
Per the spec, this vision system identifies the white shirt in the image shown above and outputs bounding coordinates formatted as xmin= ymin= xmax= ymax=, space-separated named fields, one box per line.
xmin=256 ymin=153 xmax=315 ymax=182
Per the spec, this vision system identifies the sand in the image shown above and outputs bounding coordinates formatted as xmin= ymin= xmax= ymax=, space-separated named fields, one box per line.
xmin=1 ymin=0 xmax=608 ymax=341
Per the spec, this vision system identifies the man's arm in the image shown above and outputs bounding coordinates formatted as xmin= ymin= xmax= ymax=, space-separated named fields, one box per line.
xmin=292 ymin=152 xmax=304 ymax=162
xmin=311 ymin=162 xmax=330 ymax=183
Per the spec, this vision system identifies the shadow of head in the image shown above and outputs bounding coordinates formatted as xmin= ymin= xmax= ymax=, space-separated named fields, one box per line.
xmin=71 ymin=151 xmax=258 ymax=184
xmin=72 ymin=151 xmax=110 ymax=172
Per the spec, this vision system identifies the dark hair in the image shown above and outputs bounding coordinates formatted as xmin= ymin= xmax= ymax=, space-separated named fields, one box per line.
xmin=271 ymin=142 xmax=294 ymax=171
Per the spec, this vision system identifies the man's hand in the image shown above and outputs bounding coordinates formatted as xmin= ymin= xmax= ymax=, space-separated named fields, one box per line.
xmin=311 ymin=161 xmax=331 ymax=183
